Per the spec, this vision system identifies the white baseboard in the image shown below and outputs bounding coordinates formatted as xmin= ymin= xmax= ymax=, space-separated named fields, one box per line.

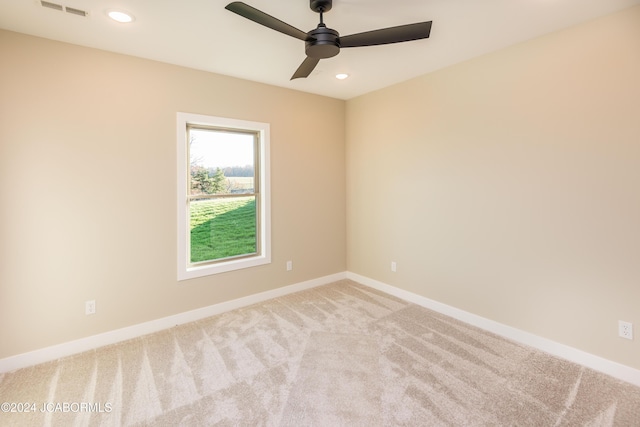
xmin=4 ymin=270 xmax=638 ymax=388
xmin=0 ymin=272 xmax=347 ymax=374
xmin=347 ymin=272 xmax=640 ymax=388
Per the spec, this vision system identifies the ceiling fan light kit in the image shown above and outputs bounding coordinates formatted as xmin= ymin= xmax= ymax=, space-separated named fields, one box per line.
xmin=225 ymin=0 xmax=432 ymax=80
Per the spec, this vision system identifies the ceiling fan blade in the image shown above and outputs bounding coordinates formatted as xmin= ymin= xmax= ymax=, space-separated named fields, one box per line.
xmin=225 ymin=2 xmax=308 ymax=41
xmin=340 ymin=21 xmax=432 ymax=48
xmin=291 ymin=57 xmax=321 ymax=80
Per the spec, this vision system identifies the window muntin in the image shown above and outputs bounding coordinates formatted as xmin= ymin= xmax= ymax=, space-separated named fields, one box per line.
xmin=177 ymin=113 xmax=270 ymax=280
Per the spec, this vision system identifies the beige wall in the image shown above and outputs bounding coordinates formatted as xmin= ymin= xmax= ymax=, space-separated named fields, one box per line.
xmin=347 ymin=6 xmax=640 ymax=369
xmin=0 ymin=30 xmax=346 ymax=359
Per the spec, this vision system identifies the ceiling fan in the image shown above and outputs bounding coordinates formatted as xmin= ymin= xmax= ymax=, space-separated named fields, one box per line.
xmin=225 ymin=0 xmax=432 ymax=80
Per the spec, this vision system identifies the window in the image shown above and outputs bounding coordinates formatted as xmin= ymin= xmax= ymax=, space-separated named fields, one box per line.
xmin=177 ymin=112 xmax=270 ymax=280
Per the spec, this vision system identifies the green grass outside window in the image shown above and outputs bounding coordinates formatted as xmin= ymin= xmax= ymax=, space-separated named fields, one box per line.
xmin=190 ymin=197 xmax=256 ymax=263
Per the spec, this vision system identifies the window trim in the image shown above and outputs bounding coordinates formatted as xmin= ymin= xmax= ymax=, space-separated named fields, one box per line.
xmin=177 ymin=112 xmax=271 ymax=281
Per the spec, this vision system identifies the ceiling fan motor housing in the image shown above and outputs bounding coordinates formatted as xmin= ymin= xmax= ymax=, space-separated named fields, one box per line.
xmin=306 ymin=24 xmax=340 ymax=58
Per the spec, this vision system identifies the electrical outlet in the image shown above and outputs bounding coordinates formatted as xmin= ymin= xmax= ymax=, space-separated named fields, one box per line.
xmin=286 ymin=261 xmax=293 ymax=271
xmin=391 ymin=261 xmax=397 ymax=272
xmin=85 ymin=300 xmax=96 ymax=315
xmin=619 ymin=320 xmax=633 ymax=340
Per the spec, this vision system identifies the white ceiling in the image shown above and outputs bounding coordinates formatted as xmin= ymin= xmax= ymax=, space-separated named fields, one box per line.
xmin=1 ymin=0 xmax=639 ymax=100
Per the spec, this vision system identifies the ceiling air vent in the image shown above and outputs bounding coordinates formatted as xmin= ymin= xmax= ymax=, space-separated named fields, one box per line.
xmin=65 ymin=6 xmax=88 ymax=17
xmin=41 ymin=1 xmax=63 ymax=11
xmin=40 ymin=1 xmax=89 ymax=18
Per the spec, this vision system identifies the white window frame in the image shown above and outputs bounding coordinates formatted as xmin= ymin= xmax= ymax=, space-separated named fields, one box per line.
xmin=177 ymin=112 xmax=271 ymax=280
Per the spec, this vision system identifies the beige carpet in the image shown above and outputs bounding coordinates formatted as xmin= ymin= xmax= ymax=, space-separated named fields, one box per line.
xmin=1 ymin=280 xmax=639 ymax=426
xmin=280 ymin=331 xmax=382 ymax=425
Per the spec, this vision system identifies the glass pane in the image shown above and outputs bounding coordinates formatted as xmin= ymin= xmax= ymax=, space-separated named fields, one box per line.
xmin=189 ymin=128 xmax=255 ymax=196
xmin=189 ymin=196 xmax=257 ymax=263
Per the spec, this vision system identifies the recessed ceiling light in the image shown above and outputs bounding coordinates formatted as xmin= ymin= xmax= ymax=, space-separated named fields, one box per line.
xmin=336 ymin=73 xmax=349 ymax=80
xmin=107 ymin=10 xmax=134 ymax=23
